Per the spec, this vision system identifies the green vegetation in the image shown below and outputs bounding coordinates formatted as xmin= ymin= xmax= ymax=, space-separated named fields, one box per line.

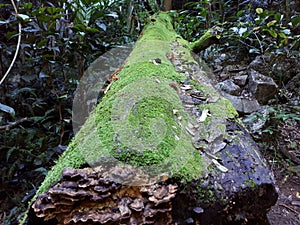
xmin=243 ymin=178 xmax=256 ymax=188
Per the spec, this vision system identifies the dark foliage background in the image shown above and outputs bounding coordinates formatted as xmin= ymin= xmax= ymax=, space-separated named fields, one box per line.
xmin=0 ymin=0 xmax=299 ymax=224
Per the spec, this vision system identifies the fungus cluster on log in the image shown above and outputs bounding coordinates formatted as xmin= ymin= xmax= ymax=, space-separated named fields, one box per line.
xmin=32 ymin=166 xmax=177 ymax=225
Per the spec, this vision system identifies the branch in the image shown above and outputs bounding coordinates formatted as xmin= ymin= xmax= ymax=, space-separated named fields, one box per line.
xmin=189 ymin=26 xmax=221 ymax=53
xmin=0 ymin=0 xmax=22 ymax=86
xmin=0 ymin=117 xmax=28 ymax=131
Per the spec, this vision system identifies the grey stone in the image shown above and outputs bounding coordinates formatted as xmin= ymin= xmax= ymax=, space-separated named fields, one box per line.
xmin=233 ymin=74 xmax=248 ymax=87
xmin=219 ymin=71 xmax=230 ymax=81
xmin=248 ymin=70 xmax=278 ymax=104
xmin=248 ymin=55 xmax=272 ymax=76
xmin=243 ymin=106 xmax=270 ymax=134
xmin=224 ymin=64 xmax=247 ymax=73
xmin=222 ymin=92 xmax=260 ymax=114
xmin=218 ymin=65 xmax=247 ymax=81
xmin=249 ymin=55 xmax=300 ymax=82
xmin=216 ymin=79 xmax=241 ymax=96
xmin=286 ymin=73 xmax=300 ymax=96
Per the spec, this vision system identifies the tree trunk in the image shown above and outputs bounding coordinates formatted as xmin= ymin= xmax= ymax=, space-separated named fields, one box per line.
xmin=22 ymin=12 xmax=277 ymax=225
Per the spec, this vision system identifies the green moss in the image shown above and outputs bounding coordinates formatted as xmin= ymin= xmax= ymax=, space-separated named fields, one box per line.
xmin=225 ymin=150 xmax=231 ymax=157
xmin=243 ymin=179 xmax=256 ymax=188
xmin=93 ymin=74 xmax=205 ymax=180
xmin=111 ymin=96 xmax=180 ymax=166
xmin=139 ymin=12 xmax=176 ymax=42
xmin=196 ymin=185 xmax=216 ymax=205
xmin=36 ymin=141 xmax=84 ymax=194
xmin=198 ymin=98 xmax=238 ymax=120
xmin=189 ymin=79 xmax=219 ymax=99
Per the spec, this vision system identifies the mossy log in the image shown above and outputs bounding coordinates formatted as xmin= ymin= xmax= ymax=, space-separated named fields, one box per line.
xmin=23 ymin=12 xmax=277 ymax=225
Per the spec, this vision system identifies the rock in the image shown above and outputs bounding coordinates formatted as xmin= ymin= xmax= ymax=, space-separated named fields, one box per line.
xmin=219 ymin=71 xmax=230 ymax=81
xmin=248 ymin=55 xmax=272 ymax=76
xmin=248 ymin=69 xmax=278 ymax=104
xmin=286 ymin=73 xmax=300 ymax=95
xmin=216 ymin=79 xmax=241 ymax=96
xmin=249 ymin=55 xmax=300 ymax=83
xmin=218 ymin=65 xmax=247 ymax=81
xmin=222 ymin=92 xmax=260 ymax=114
xmin=242 ymin=106 xmax=270 ymax=134
xmin=233 ymin=74 xmax=248 ymax=87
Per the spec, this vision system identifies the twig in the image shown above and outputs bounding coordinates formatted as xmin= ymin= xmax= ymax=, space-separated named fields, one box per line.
xmin=237 ymin=39 xmax=260 ymax=53
xmin=0 ymin=117 xmax=28 ymax=131
xmin=253 ymin=31 xmax=264 ymax=54
xmin=279 ymin=203 xmax=300 ymax=215
xmin=0 ymin=0 xmax=22 ymax=86
xmin=279 ymin=146 xmax=300 ymax=165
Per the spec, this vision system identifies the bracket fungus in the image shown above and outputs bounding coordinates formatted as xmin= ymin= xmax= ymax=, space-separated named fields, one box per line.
xmin=32 ymin=166 xmax=177 ymax=225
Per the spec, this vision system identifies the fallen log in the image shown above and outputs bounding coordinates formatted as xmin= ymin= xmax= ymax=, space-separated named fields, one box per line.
xmin=23 ymin=12 xmax=277 ymax=225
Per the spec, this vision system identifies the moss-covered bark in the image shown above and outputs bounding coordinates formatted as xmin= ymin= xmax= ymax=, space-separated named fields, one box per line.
xmin=29 ymin=12 xmax=222 ymax=198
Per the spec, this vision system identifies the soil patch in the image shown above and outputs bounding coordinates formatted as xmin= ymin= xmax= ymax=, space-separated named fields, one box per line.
xmin=267 ymin=162 xmax=300 ymax=225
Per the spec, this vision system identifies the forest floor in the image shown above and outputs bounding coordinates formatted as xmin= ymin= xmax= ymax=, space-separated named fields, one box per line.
xmin=267 ymin=162 xmax=300 ymax=225
xmin=265 ymin=122 xmax=300 ymax=225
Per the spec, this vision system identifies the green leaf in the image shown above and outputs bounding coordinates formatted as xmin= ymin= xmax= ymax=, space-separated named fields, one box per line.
xmin=22 ymin=3 xmax=33 ymax=10
xmin=72 ymin=24 xmax=87 ymax=32
xmin=36 ymin=14 xmax=51 ymax=23
xmin=17 ymin=14 xmax=30 ymax=22
xmin=47 ymin=7 xmax=56 ymax=15
xmin=274 ymin=13 xmax=283 ymax=22
xmin=291 ymin=15 xmax=300 ymax=27
xmin=59 ymin=94 xmax=68 ymax=99
xmin=37 ymin=39 xmax=48 ymax=48
xmin=267 ymin=20 xmax=277 ymax=27
xmin=6 ymin=147 xmax=17 ymax=162
xmin=0 ymin=103 xmax=15 ymax=116
xmin=38 ymin=7 xmax=46 ymax=13
xmin=53 ymin=14 xmax=64 ymax=20
xmin=6 ymin=31 xmax=18 ymax=39
xmin=242 ymin=30 xmax=251 ymax=38
xmin=278 ymin=32 xmax=287 ymax=39
xmin=282 ymin=29 xmax=291 ymax=35
xmin=256 ymin=8 xmax=263 ymax=14
xmin=47 ymin=7 xmax=63 ymax=15
xmin=266 ymin=29 xmax=277 ymax=38
xmin=86 ymin=27 xmax=100 ymax=33
xmin=237 ymin=10 xmax=244 ymax=17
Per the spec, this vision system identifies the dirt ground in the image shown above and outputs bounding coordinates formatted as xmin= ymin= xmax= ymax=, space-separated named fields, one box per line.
xmin=264 ymin=119 xmax=300 ymax=225
xmin=267 ymin=161 xmax=300 ymax=225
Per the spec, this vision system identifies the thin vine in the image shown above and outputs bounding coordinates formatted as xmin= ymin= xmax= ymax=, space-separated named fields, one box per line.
xmin=0 ymin=0 xmax=22 ymax=86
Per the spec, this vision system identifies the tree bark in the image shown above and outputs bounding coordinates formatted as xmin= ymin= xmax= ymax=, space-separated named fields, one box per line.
xmin=23 ymin=12 xmax=277 ymax=225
